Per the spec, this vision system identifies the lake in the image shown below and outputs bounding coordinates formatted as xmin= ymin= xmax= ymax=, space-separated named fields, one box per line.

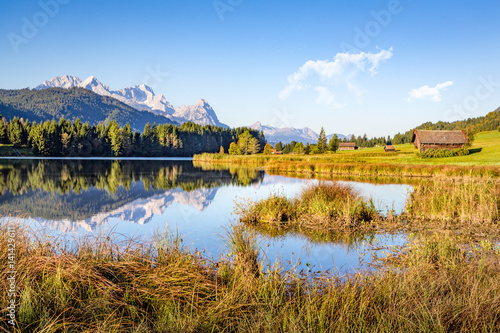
xmin=0 ymin=158 xmax=412 ymax=274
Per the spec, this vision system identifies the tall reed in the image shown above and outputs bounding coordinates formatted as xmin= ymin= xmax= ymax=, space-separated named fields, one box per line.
xmin=405 ymin=178 xmax=500 ymax=225
xmin=237 ymin=182 xmax=380 ymax=230
xmin=2 ymin=221 xmax=500 ymax=332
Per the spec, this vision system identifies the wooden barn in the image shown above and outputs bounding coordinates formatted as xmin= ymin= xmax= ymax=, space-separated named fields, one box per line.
xmin=338 ymin=142 xmax=358 ymax=151
xmin=384 ymin=145 xmax=396 ymax=152
xmin=411 ymin=130 xmax=469 ymax=152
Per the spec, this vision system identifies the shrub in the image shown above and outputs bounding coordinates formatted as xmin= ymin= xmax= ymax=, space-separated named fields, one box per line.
xmin=416 ymin=148 xmax=469 ymax=159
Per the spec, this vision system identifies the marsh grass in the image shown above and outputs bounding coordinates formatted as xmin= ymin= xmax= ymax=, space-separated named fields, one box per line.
xmin=194 ymin=129 xmax=500 ymax=179
xmin=2 ymin=222 xmax=500 ymax=332
xmin=237 ymin=182 xmax=381 ymax=230
xmin=405 ymin=178 xmax=500 ymax=226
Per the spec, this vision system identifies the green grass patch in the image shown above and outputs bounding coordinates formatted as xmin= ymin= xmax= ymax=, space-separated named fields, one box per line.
xmin=194 ymin=131 xmax=500 ymax=178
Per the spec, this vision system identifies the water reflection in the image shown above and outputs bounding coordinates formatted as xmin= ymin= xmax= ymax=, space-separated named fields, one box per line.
xmin=0 ymin=159 xmax=412 ymax=274
xmin=0 ymin=159 xmax=264 ymax=223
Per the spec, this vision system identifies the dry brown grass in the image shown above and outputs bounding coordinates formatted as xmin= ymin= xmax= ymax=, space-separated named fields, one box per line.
xmin=1 ymin=221 xmax=500 ymax=332
xmin=237 ymin=182 xmax=381 ymax=230
xmin=404 ymin=178 xmax=500 ymax=227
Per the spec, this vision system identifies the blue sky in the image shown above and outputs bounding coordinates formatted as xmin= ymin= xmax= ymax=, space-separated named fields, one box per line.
xmin=1 ymin=0 xmax=499 ymax=137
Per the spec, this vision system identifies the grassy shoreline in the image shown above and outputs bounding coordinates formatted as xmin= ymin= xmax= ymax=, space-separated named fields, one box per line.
xmin=194 ymin=131 xmax=500 ymax=179
xmin=237 ymin=180 xmax=500 ymax=235
xmin=2 ymin=222 xmax=500 ymax=332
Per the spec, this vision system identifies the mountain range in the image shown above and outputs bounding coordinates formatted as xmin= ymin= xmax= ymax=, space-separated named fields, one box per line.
xmin=250 ymin=121 xmax=349 ymax=145
xmin=2 ymin=75 xmax=352 ymax=143
xmin=35 ymin=75 xmax=228 ymax=128
xmin=32 ymin=187 xmax=219 ymax=233
xmin=0 ymin=87 xmax=176 ymax=131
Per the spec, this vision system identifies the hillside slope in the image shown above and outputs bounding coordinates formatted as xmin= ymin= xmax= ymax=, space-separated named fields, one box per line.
xmin=0 ymin=87 xmax=176 ymax=130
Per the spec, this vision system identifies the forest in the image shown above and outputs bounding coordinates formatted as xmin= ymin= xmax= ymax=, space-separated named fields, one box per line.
xmin=0 ymin=116 xmax=265 ymax=157
xmin=0 ymin=87 xmax=175 ymax=131
xmin=391 ymin=107 xmax=500 ymax=144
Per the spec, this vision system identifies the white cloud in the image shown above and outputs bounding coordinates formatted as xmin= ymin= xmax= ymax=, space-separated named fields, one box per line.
xmin=407 ymin=81 xmax=454 ymax=102
xmin=314 ymin=86 xmax=342 ymax=109
xmin=279 ymin=48 xmax=393 ymax=100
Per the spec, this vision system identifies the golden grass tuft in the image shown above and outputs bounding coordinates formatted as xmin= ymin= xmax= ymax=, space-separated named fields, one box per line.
xmin=404 ymin=178 xmax=500 ymax=226
xmin=2 ymin=221 xmax=500 ymax=331
xmin=3 ymin=222 xmax=500 ymax=331
xmin=237 ymin=182 xmax=380 ymax=230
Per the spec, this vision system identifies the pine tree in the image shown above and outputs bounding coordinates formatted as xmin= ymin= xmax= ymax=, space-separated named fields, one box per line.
xmin=122 ymin=123 xmax=133 ymax=156
xmin=305 ymin=143 xmax=311 ymax=155
xmin=328 ymin=134 xmax=340 ymax=152
xmin=8 ymin=117 xmax=23 ymax=147
xmin=317 ymin=127 xmax=327 ymax=153
xmin=293 ymin=142 xmax=305 ymax=154
xmin=275 ymin=141 xmax=283 ymax=152
xmin=249 ymin=136 xmax=261 ymax=154
xmin=108 ymin=120 xmax=122 ymax=157
xmin=0 ymin=120 xmax=8 ymax=144
xmin=237 ymin=130 xmax=254 ymax=154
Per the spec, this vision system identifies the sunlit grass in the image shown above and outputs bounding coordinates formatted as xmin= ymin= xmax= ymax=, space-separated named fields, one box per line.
xmin=194 ymin=131 xmax=500 ymax=178
xmin=2 ymin=221 xmax=500 ymax=332
xmin=237 ymin=182 xmax=380 ymax=230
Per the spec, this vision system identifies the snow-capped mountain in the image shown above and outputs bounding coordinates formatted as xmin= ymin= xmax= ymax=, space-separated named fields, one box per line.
xmin=36 ymin=74 xmax=83 ymax=89
xmin=250 ymin=122 xmax=349 ymax=145
xmin=174 ymin=99 xmax=227 ymax=127
xmin=114 ymin=85 xmax=175 ymax=116
xmin=33 ymin=187 xmax=219 ymax=233
xmin=35 ymin=75 xmax=226 ymax=127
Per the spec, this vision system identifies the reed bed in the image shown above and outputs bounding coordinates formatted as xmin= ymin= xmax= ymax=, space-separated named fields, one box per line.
xmin=404 ymin=178 xmax=500 ymax=226
xmin=2 ymin=221 xmax=500 ymax=332
xmin=236 ymin=182 xmax=382 ymax=230
xmin=266 ymin=161 xmax=500 ymax=179
xmin=194 ymin=153 xmax=500 ymax=179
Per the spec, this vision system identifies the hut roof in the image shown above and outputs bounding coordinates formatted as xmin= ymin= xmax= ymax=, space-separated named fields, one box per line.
xmin=411 ymin=130 xmax=469 ymax=144
xmin=339 ymin=142 xmax=356 ymax=147
xmin=385 ymin=145 xmax=396 ymax=150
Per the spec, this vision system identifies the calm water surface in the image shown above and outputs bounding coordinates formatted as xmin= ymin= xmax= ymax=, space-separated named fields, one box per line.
xmin=0 ymin=158 xmax=412 ymax=274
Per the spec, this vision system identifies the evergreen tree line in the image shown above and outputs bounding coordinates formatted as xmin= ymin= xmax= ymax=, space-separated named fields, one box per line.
xmin=392 ymin=107 xmax=500 ymax=145
xmin=272 ymin=127 xmax=390 ymax=155
xmin=0 ymin=116 xmax=266 ymax=157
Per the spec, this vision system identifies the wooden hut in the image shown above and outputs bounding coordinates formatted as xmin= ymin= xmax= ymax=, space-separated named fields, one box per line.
xmin=338 ymin=142 xmax=358 ymax=151
xmin=384 ymin=145 xmax=396 ymax=152
xmin=411 ymin=130 xmax=469 ymax=152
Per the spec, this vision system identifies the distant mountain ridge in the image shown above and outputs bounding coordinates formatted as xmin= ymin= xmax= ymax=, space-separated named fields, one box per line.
xmin=0 ymin=87 xmax=175 ymax=131
xmin=250 ymin=121 xmax=349 ymax=145
xmin=35 ymin=75 xmax=228 ymax=128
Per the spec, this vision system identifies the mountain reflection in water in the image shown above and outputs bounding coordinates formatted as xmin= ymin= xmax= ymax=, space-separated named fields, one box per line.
xmin=0 ymin=159 xmax=264 ymax=230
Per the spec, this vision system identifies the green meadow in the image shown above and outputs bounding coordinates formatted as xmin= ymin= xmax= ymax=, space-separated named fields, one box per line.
xmin=194 ymin=131 xmax=500 ymax=178
xmin=196 ymin=130 xmax=500 ymax=166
